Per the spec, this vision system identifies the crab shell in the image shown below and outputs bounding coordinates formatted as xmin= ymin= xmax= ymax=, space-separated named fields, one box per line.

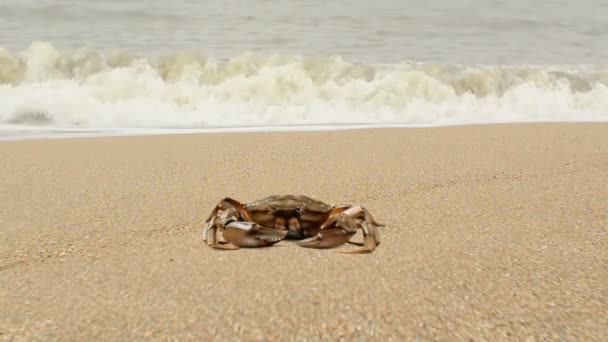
xmin=243 ymin=195 xmax=337 ymax=238
xmin=203 ymin=195 xmax=384 ymax=253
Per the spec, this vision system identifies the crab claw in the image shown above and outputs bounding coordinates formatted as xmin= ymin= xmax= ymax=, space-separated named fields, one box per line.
xmin=297 ymin=228 xmax=355 ymax=249
xmin=254 ymin=226 xmax=289 ymax=243
xmin=209 ymin=242 xmax=241 ymax=250
xmin=222 ymin=222 xmax=287 ymax=247
xmin=338 ymin=236 xmax=377 ymax=254
xmin=306 ymin=206 xmax=382 ymax=253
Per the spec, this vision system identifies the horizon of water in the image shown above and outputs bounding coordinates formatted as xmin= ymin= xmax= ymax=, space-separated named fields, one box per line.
xmin=1 ymin=0 xmax=608 ymax=139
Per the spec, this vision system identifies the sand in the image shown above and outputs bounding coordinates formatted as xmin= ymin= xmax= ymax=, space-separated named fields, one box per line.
xmin=1 ymin=123 xmax=607 ymax=341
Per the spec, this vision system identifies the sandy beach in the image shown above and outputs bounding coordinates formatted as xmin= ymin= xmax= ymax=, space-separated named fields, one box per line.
xmin=1 ymin=123 xmax=607 ymax=340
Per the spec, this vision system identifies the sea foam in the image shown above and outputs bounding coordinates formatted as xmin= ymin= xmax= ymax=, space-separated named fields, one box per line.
xmin=1 ymin=42 xmax=607 ymax=131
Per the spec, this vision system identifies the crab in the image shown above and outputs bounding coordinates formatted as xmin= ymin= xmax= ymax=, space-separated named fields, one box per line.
xmin=202 ymin=195 xmax=384 ymax=254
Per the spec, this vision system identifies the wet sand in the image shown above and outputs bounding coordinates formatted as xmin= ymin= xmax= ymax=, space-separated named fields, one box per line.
xmin=1 ymin=123 xmax=607 ymax=340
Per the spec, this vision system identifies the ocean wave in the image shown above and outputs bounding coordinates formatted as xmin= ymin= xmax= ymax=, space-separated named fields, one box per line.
xmin=1 ymin=42 xmax=607 ymax=128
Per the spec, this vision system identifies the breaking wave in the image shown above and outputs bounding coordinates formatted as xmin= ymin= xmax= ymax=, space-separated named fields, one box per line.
xmin=1 ymin=42 xmax=608 ymax=129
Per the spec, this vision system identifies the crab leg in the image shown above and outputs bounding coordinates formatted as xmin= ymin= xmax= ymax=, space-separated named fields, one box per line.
xmin=203 ymin=202 xmax=238 ymax=249
xmin=338 ymin=221 xmax=380 ymax=254
xmin=341 ymin=206 xmax=384 ymax=254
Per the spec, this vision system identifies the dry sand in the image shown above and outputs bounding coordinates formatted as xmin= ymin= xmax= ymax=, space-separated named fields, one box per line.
xmin=1 ymin=123 xmax=607 ymax=341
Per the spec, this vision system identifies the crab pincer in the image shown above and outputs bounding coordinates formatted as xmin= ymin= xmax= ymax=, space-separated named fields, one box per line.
xmin=297 ymin=206 xmax=383 ymax=254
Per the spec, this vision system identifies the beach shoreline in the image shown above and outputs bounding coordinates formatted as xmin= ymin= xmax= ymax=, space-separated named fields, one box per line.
xmin=2 ymin=121 xmax=608 ymax=143
xmin=1 ymin=123 xmax=607 ymax=340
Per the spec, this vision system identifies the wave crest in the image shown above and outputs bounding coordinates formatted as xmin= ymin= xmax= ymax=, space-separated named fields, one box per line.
xmin=1 ymin=41 xmax=607 ymax=128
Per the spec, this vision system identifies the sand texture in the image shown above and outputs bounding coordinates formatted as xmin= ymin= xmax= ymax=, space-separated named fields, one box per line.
xmin=1 ymin=124 xmax=607 ymax=340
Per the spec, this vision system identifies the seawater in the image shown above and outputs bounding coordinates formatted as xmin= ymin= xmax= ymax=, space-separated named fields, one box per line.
xmin=1 ymin=0 xmax=608 ymax=139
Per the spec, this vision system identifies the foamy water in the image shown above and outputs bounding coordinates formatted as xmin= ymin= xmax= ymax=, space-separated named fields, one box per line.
xmin=1 ymin=0 xmax=608 ymax=138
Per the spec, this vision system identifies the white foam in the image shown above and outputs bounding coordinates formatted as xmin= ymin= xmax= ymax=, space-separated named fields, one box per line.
xmin=1 ymin=42 xmax=608 ymax=137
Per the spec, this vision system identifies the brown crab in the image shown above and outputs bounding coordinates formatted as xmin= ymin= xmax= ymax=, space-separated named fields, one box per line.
xmin=202 ymin=195 xmax=384 ymax=254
